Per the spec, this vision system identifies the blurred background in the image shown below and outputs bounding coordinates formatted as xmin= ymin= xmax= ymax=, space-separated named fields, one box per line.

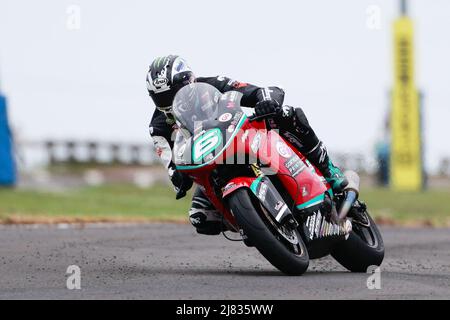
xmin=0 ymin=0 xmax=449 ymax=226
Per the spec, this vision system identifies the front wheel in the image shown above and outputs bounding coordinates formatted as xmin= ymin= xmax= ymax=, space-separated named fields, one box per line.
xmin=227 ymin=189 xmax=309 ymax=275
xmin=331 ymin=206 xmax=384 ymax=272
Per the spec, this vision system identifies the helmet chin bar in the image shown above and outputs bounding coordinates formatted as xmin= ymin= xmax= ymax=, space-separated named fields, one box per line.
xmin=162 ymin=108 xmax=176 ymax=125
xmin=157 ymin=104 xmax=171 ymax=112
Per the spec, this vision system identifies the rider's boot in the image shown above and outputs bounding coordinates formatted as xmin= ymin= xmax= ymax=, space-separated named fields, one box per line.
xmin=305 ymin=141 xmax=348 ymax=193
xmin=189 ymin=208 xmax=226 ymax=235
xmin=189 ymin=188 xmax=229 ymax=235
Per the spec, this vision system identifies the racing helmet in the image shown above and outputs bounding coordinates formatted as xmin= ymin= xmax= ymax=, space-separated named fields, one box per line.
xmin=146 ymin=55 xmax=195 ymax=113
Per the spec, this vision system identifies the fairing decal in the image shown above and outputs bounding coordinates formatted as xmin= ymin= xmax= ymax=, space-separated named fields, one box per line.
xmin=224 ymin=175 xmax=295 ymax=226
xmin=176 ymin=114 xmax=247 ymax=171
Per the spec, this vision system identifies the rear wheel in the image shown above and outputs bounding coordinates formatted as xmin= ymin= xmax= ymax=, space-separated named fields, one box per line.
xmin=331 ymin=206 xmax=384 ymax=272
xmin=227 ymin=189 xmax=309 ymax=275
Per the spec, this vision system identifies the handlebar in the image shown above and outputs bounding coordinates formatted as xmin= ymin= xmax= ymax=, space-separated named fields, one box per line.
xmin=247 ymin=111 xmax=279 ymax=122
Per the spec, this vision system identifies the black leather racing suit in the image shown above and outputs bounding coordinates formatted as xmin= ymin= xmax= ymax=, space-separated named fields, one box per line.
xmin=149 ymin=76 xmax=325 ymax=235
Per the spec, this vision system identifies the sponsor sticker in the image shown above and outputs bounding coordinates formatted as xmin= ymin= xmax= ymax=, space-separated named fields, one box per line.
xmin=258 ymin=183 xmax=268 ymax=201
xmin=223 ymin=182 xmax=235 ymax=193
xmin=276 ymin=141 xmax=292 ymax=158
xmin=251 ymin=132 xmax=262 ymax=154
xmin=274 ymin=201 xmax=284 ymax=211
xmin=230 ymin=112 xmax=243 ymax=126
xmin=219 ymin=113 xmax=233 ymax=122
xmin=177 ymin=144 xmax=186 ymax=158
xmin=301 ymin=186 xmax=309 ymax=197
xmin=285 ymin=156 xmax=306 ymax=177
xmin=241 ymin=130 xmax=249 ymax=143
xmin=153 ymin=77 xmax=168 ymax=87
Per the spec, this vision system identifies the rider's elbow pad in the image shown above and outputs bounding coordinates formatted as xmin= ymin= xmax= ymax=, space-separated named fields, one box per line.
xmin=257 ymin=86 xmax=285 ymax=106
xmin=152 ymin=135 xmax=173 ymax=169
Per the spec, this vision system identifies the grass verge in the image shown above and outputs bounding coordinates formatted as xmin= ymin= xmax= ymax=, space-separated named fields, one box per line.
xmin=0 ymin=185 xmax=190 ymax=224
xmin=0 ymin=185 xmax=449 ymax=226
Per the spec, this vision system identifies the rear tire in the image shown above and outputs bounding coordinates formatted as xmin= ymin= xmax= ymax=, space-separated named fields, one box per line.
xmin=227 ymin=189 xmax=309 ymax=275
xmin=331 ymin=211 xmax=384 ymax=272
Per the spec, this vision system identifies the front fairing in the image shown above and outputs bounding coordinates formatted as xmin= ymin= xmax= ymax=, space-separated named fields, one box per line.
xmin=172 ymin=83 xmax=246 ymax=169
xmin=172 ymin=84 xmax=328 ymax=222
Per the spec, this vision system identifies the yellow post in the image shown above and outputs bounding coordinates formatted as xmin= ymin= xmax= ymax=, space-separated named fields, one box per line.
xmin=390 ymin=16 xmax=423 ymax=191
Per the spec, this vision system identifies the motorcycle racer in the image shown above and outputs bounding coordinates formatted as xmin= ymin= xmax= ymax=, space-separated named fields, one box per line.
xmin=146 ymin=55 xmax=348 ymax=235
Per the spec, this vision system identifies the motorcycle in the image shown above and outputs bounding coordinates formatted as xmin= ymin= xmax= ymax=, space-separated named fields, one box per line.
xmin=171 ymin=82 xmax=384 ymax=275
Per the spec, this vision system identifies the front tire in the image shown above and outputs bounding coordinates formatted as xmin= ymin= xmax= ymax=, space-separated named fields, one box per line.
xmin=227 ymin=189 xmax=309 ymax=275
xmin=331 ymin=209 xmax=384 ymax=272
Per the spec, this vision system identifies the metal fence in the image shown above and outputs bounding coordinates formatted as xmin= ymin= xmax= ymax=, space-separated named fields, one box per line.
xmin=15 ymin=140 xmax=450 ymax=179
xmin=17 ymin=140 xmax=158 ymax=168
xmin=16 ymin=140 xmax=375 ymax=170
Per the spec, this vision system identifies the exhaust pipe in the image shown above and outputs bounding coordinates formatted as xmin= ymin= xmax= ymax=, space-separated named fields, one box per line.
xmin=338 ymin=170 xmax=360 ymax=221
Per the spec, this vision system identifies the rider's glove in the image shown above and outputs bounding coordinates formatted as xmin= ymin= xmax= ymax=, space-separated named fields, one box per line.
xmin=254 ymin=100 xmax=281 ymax=118
xmin=168 ymin=167 xmax=193 ymax=199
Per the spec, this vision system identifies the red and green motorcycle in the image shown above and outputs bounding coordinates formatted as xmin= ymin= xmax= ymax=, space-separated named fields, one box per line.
xmin=172 ymin=83 xmax=384 ymax=275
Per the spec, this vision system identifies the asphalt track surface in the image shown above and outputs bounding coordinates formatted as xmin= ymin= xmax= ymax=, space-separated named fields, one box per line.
xmin=0 ymin=223 xmax=449 ymax=299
